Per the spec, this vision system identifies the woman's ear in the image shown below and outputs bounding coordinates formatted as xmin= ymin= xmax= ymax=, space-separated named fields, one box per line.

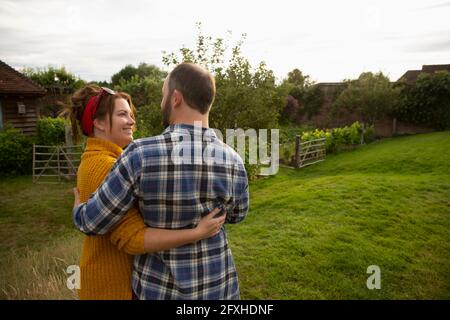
xmin=93 ymin=118 xmax=106 ymax=132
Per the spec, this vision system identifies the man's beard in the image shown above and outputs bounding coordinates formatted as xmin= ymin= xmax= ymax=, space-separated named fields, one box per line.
xmin=162 ymin=98 xmax=172 ymax=128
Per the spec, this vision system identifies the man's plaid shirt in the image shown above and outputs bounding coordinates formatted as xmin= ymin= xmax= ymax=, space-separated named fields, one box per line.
xmin=73 ymin=124 xmax=249 ymax=299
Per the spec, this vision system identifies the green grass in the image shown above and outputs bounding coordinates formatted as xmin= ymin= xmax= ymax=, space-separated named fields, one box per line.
xmin=0 ymin=177 xmax=80 ymax=299
xmin=0 ymin=177 xmax=76 ymax=260
xmin=0 ymin=131 xmax=449 ymax=299
xmin=227 ymin=131 xmax=450 ymax=299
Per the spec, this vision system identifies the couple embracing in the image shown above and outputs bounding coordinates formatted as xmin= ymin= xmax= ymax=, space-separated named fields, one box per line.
xmin=69 ymin=63 xmax=249 ymax=300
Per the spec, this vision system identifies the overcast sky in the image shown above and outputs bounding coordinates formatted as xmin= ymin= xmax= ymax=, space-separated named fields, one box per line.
xmin=1 ymin=0 xmax=449 ymax=83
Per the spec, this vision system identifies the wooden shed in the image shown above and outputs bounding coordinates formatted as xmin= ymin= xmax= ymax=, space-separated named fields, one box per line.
xmin=0 ymin=60 xmax=46 ymax=135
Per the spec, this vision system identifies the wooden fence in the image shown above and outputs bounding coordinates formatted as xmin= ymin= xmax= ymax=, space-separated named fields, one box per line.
xmin=294 ymin=136 xmax=326 ymax=168
xmin=33 ymin=144 xmax=83 ymax=184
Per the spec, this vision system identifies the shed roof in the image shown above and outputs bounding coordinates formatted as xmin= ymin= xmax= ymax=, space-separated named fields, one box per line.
xmin=0 ymin=60 xmax=46 ymax=95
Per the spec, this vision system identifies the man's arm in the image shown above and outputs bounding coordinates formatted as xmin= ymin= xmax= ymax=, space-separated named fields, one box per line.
xmin=226 ymin=162 xmax=249 ymax=224
xmin=110 ymin=207 xmax=225 ymax=254
xmin=73 ymin=142 xmax=141 ymax=235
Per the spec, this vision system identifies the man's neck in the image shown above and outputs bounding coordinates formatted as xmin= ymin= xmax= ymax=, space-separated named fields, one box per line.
xmin=171 ymin=117 xmax=209 ymax=128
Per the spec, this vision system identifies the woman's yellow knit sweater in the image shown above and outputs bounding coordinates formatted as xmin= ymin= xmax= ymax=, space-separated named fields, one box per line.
xmin=77 ymin=137 xmax=147 ymax=300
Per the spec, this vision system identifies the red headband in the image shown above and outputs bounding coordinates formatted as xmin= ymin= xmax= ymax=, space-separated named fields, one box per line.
xmin=81 ymin=94 xmax=100 ymax=136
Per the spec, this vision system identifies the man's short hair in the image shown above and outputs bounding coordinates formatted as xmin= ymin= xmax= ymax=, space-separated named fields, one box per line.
xmin=168 ymin=63 xmax=216 ymax=114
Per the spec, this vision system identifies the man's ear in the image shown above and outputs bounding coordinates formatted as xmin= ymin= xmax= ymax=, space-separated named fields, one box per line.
xmin=93 ymin=118 xmax=106 ymax=132
xmin=171 ymin=89 xmax=183 ymax=108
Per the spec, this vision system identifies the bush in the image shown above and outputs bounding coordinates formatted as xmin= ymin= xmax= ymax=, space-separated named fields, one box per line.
xmin=245 ymin=163 xmax=260 ymax=181
xmin=301 ymin=122 xmax=375 ymax=153
xmin=36 ymin=117 xmax=66 ymax=145
xmin=0 ymin=124 xmax=34 ymax=176
xmin=397 ymin=71 xmax=450 ymax=130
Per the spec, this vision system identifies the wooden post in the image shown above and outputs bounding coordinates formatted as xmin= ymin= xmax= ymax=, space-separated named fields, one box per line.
xmin=65 ymin=123 xmax=75 ymax=178
xmin=32 ymin=144 xmax=36 ymax=183
xmin=65 ymin=123 xmax=73 ymax=147
xmin=392 ymin=117 xmax=397 ymax=136
xmin=295 ymin=135 xmax=301 ymax=168
xmin=360 ymin=123 xmax=365 ymax=145
xmin=57 ymin=146 xmax=61 ymax=183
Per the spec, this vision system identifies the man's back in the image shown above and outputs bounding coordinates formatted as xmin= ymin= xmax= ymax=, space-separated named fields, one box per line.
xmin=130 ymin=124 xmax=248 ymax=299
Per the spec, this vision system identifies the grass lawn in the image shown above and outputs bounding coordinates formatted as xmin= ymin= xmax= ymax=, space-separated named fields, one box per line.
xmin=0 ymin=177 xmax=82 ymax=299
xmin=226 ymin=131 xmax=450 ymax=299
xmin=0 ymin=131 xmax=449 ymax=299
xmin=0 ymin=177 xmax=76 ymax=259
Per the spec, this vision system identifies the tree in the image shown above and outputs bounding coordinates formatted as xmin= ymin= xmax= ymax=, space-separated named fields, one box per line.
xmin=111 ymin=63 xmax=167 ymax=86
xmin=162 ymin=23 xmax=284 ymax=133
xmin=280 ymin=69 xmax=322 ymax=122
xmin=114 ymin=75 xmax=163 ymax=108
xmin=22 ymin=66 xmax=86 ymax=117
xmin=22 ymin=66 xmax=85 ymax=93
xmin=285 ymin=68 xmax=312 ymax=88
xmin=396 ymin=71 xmax=450 ymax=130
xmin=302 ymin=84 xmax=324 ymax=120
xmin=332 ymin=72 xmax=401 ymax=125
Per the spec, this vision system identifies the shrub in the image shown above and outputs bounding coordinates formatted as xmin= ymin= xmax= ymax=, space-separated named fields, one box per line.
xmin=36 ymin=117 xmax=66 ymax=145
xmin=0 ymin=124 xmax=34 ymax=176
xmin=245 ymin=163 xmax=260 ymax=181
xmin=396 ymin=71 xmax=450 ymax=130
xmin=301 ymin=122 xmax=374 ymax=153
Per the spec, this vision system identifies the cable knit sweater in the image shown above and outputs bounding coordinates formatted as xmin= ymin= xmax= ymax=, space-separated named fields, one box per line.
xmin=77 ymin=137 xmax=146 ymax=300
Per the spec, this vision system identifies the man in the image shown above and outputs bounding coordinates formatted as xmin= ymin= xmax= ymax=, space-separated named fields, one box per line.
xmin=73 ymin=63 xmax=249 ymax=300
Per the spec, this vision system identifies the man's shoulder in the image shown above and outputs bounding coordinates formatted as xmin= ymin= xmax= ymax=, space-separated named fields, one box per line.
xmin=127 ymin=132 xmax=178 ymax=159
xmin=214 ymin=139 xmax=246 ymax=169
xmin=128 ymin=133 xmax=169 ymax=154
xmin=133 ymin=135 xmax=162 ymax=145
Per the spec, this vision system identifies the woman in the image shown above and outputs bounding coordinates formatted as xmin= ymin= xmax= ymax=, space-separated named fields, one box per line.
xmin=65 ymin=85 xmax=224 ymax=300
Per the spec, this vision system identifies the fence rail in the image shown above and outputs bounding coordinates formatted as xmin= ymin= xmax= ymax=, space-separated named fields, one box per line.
xmin=33 ymin=144 xmax=83 ymax=184
xmin=294 ymin=136 xmax=326 ymax=168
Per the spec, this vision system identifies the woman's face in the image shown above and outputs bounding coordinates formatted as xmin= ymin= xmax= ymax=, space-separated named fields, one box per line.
xmin=102 ymin=98 xmax=136 ymax=148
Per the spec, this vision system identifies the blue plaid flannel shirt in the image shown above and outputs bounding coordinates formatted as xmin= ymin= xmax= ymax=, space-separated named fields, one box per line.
xmin=73 ymin=124 xmax=249 ymax=299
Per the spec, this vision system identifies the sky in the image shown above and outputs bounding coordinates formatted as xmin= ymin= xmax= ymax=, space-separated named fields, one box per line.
xmin=1 ymin=0 xmax=449 ymax=83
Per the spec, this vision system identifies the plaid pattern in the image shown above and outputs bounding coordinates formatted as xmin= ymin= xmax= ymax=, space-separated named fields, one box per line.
xmin=73 ymin=124 xmax=249 ymax=300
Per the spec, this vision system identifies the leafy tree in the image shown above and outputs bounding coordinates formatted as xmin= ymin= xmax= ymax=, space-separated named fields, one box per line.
xmin=285 ymin=68 xmax=312 ymax=88
xmin=111 ymin=63 xmax=167 ymax=86
xmin=133 ymin=104 xmax=164 ymax=138
xmin=280 ymin=69 xmax=323 ymax=122
xmin=162 ymin=23 xmax=284 ymax=133
xmin=396 ymin=71 xmax=450 ymax=130
xmin=91 ymin=80 xmax=111 ymax=88
xmin=22 ymin=66 xmax=85 ymax=93
xmin=332 ymin=72 xmax=401 ymax=125
xmin=281 ymin=95 xmax=300 ymax=123
xmin=114 ymin=75 xmax=163 ymax=109
xmin=302 ymin=84 xmax=324 ymax=120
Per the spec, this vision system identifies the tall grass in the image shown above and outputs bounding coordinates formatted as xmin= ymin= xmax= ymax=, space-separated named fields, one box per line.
xmin=0 ymin=233 xmax=82 ymax=300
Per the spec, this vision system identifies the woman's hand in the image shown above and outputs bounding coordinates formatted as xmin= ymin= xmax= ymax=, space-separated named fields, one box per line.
xmin=73 ymin=187 xmax=81 ymax=209
xmin=195 ymin=208 xmax=226 ymax=240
